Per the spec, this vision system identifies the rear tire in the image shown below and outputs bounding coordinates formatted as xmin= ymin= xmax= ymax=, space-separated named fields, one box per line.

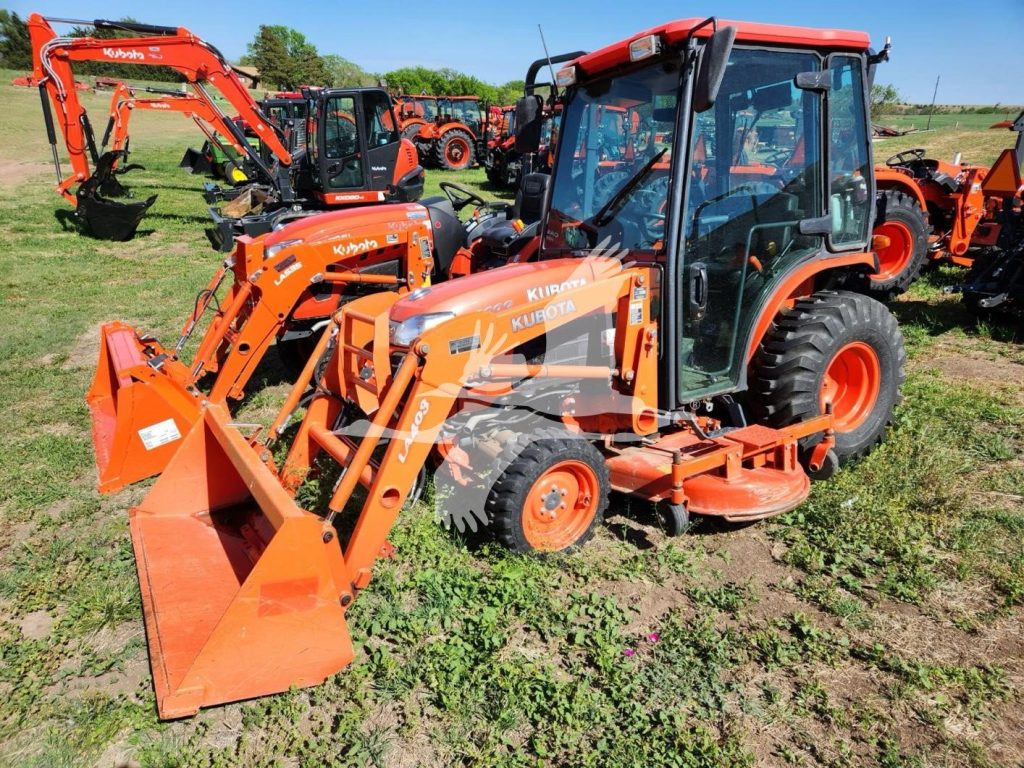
xmin=486 ymin=434 xmax=608 ymax=554
xmin=861 ymin=189 xmax=929 ymax=297
xmin=434 ymin=129 xmax=476 ymax=171
xmin=749 ymin=290 xmax=906 ymax=464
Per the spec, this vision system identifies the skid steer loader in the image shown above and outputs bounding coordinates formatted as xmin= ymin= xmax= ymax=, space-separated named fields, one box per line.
xmin=88 ymin=179 xmax=543 ymax=493
xmin=123 ymin=17 xmax=907 ymax=718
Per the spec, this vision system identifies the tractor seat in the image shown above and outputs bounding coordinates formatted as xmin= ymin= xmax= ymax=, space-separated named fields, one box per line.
xmin=421 ymin=196 xmax=467 ymax=276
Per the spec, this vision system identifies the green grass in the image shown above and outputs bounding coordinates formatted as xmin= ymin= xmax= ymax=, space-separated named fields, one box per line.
xmin=0 ymin=79 xmax=1022 ymax=767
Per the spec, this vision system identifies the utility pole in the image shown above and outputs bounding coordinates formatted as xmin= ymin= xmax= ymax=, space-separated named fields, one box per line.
xmin=926 ymin=74 xmax=940 ymax=131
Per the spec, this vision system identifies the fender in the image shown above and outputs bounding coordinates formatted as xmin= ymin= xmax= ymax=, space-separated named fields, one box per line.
xmin=744 ymin=250 xmax=877 ymax=361
xmin=874 ymin=166 xmax=928 ymax=213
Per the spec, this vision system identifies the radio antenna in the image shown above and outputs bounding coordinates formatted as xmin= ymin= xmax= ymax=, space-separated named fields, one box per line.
xmin=538 ymin=24 xmax=558 ymax=97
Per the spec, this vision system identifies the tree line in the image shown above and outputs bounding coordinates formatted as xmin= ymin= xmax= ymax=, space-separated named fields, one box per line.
xmin=0 ymin=14 xmax=525 ymax=104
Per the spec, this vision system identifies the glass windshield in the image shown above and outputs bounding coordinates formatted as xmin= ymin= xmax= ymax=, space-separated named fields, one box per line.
xmin=544 ymin=62 xmax=679 ymax=254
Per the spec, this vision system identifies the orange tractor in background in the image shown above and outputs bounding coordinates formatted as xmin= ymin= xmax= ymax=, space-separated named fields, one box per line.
xmin=395 ymin=94 xmax=487 ymax=170
xmin=117 ymin=17 xmax=908 ymax=718
xmin=866 ymin=116 xmax=1024 ymax=296
xmin=484 ymin=52 xmax=582 ymax=189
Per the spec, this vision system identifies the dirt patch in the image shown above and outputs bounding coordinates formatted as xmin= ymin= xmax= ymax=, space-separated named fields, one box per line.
xmin=20 ymin=610 xmax=55 ymax=640
xmin=62 ymin=325 xmax=102 ymax=371
xmin=0 ymin=160 xmax=50 ymax=188
xmin=914 ymin=339 xmax=1024 ymax=406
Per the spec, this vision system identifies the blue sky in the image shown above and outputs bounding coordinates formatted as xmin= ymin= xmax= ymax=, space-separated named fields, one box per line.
xmin=13 ymin=0 xmax=1022 ymax=104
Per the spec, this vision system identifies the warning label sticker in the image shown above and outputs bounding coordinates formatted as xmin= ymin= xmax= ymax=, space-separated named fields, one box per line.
xmin=629 ymin=301 xmax=644 ymax=325
xmin=138 ymin=419 xmax=181 ymax=451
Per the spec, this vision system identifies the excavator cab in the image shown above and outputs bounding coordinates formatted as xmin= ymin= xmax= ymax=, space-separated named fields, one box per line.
xmin=311 ymin=88 xmax=422 ymax=202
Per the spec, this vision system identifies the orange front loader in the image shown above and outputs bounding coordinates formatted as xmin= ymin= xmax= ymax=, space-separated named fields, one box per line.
xmin=88 ymin=182 xmax=536 ymax=493
xmin=122 ymin=18 xmax=908 ymax=718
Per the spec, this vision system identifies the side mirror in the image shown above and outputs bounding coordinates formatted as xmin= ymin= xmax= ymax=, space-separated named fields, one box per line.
xmin=515 ymin=95 xmax=543 ymax=154
xmin=693 ymin=26 xmax=737 ymax=113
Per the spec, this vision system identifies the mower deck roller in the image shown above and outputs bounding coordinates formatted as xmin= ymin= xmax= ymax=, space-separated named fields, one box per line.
xmin=131 ymin=403 xmax=354 ymax=718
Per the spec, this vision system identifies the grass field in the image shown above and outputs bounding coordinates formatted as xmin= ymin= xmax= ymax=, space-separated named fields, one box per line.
xmin=0 ymin=74 xmax=1022 ymax=768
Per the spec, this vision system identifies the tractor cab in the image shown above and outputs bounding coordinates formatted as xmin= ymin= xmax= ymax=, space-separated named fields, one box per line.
xmin=259 ymin=94 xmax=309 ymax=153
xmin=436 ymin=96 xmax=484 ymax=135
xmin=308 ymin=87 xmax=421 ymax=205
xmin=524 ymin=21 xmax=875 ymax=406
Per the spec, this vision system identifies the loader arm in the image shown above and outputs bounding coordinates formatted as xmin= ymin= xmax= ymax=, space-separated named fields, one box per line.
xmin=28 ymin=13 xmax=290 ymax=205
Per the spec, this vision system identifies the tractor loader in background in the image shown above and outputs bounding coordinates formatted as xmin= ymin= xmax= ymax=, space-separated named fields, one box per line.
xmin=29 ymin=14 xmax=424 ymax=245
xmin=952 ymin=111 xmax=1024 ymax=314
xmin=866 ymin=113 xmax=1024 ymax=297
xmin=88 ymin=179 xmax=542 ymax=493
xmin=118 ymin=17 xmax=908 ymax=718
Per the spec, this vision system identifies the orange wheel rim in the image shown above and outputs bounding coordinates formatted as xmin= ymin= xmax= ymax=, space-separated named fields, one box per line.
xmin=873 ymin=221 xmax=913 ymax=281
xmin=446 ymin=138 xmax=469 ymax=166
xmin=522 ymin=460 xmax=599 ymax=551
xmin=821 ymin=341 xmax=881 ymax=431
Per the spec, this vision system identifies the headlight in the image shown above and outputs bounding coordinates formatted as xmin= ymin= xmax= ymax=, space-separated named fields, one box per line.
xmin=389 ymin=312 xmax=455 ymax=346
xmin=264 ymin=238 xmax=302 ymax=259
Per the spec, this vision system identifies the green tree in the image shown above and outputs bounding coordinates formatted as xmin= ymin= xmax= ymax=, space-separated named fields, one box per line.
xmin=0 ymin=10 xmax=31 ymax=70
xmin=322 ymin=54 xmax=375 ymax=87
xmin=871 ymin=83 xmax=902 ymax=117
xmin=246 ymin=25 xmax=330 ymax=89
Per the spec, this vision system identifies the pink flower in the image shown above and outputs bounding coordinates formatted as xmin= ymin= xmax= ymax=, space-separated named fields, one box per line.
xmin=623 ymin=648 xmax=635 ymax=657
xmin=647 ymin=632 xmax=660 ymax=643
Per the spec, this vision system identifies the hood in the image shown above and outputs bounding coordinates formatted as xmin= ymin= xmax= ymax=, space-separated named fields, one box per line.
xmin=262 ymin=203 xmax=430 ymax=249
xmin=390 ymin=257 xmax=623 ymax=322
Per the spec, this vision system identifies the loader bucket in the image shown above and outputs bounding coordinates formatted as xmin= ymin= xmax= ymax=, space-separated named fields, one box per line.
xmin=179 ymin=146 xmax=212 ymax=175
xmin=131 ymin=404 xmax=353 ymax=718
xmin=86 ymin=322 xmax=202 ymax=494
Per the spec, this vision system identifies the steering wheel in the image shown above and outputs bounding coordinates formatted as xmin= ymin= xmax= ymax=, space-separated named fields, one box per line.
xmin=439 ymin=181 xmax=486 ymax=212
xmin=885 ymin=148 xmax=927 ymax=168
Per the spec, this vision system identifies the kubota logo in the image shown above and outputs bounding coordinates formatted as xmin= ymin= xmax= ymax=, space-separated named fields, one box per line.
xmin=103 ymin=48 xmax=145 ymax=61
xmin=332 ymin=238 xmax=378 ymax=257
xmin=149 ymin=103 xmax=170 ymax=109
xmin=398 ymin=399 xmax=430 ymax=463
xmin=511 ymin=299 xmax=577 ymax=332
xmin=526 ymin=278 xmax=586 ymax=302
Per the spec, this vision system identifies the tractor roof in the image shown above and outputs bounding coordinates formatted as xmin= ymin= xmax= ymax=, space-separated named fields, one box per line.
xmin=573 ymin=18 xmax=871 ymax=79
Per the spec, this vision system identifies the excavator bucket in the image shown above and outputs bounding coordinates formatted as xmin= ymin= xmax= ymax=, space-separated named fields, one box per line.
xmin=86 ymin=322 xmax=201 ymax=494
xmin=77 ymin=152 xmax=156 ymax=241
xmin=131 ymin=403 xmax=354 ymax=718
xmin=179 ymin=145 xmax=212 ymax=175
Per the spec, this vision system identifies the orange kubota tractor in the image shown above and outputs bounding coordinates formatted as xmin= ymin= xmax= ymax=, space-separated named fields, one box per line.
xmin=865 ymin=115 xmax=1024 ymax=296
xmin=396 ymin=94 xmax=486 ymax=170
xmin=118 ymin=17 xmax=906 ymax=718
xmin=28 ymin=14 xmax=424 ymax=245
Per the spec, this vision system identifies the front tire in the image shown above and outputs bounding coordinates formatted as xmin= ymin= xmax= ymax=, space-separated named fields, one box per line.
xmin=862 ymin=189 xmax=930 ymax=297
xmin=434 ymin=129 xmax=476 ymax=171
xmin=486 ymin=435 xmax=609 ymax=553
xmin=750 ymin=290 xmax=906 ymax=464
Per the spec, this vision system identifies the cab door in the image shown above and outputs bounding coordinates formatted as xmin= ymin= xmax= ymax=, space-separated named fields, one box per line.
xmin=360 ymin=90 xmax=402 ymax=194
xmin=677 ymin=47 xmax=824 ymax=401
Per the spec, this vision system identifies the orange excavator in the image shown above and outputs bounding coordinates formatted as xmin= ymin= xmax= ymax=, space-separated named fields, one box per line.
xmin=28 ymin=14 xmax=424 ymax=244
xmin=99 ymin=81 xmax=256 ymax=182
xmin=117 ymin=17 xmax=907 ymax=718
